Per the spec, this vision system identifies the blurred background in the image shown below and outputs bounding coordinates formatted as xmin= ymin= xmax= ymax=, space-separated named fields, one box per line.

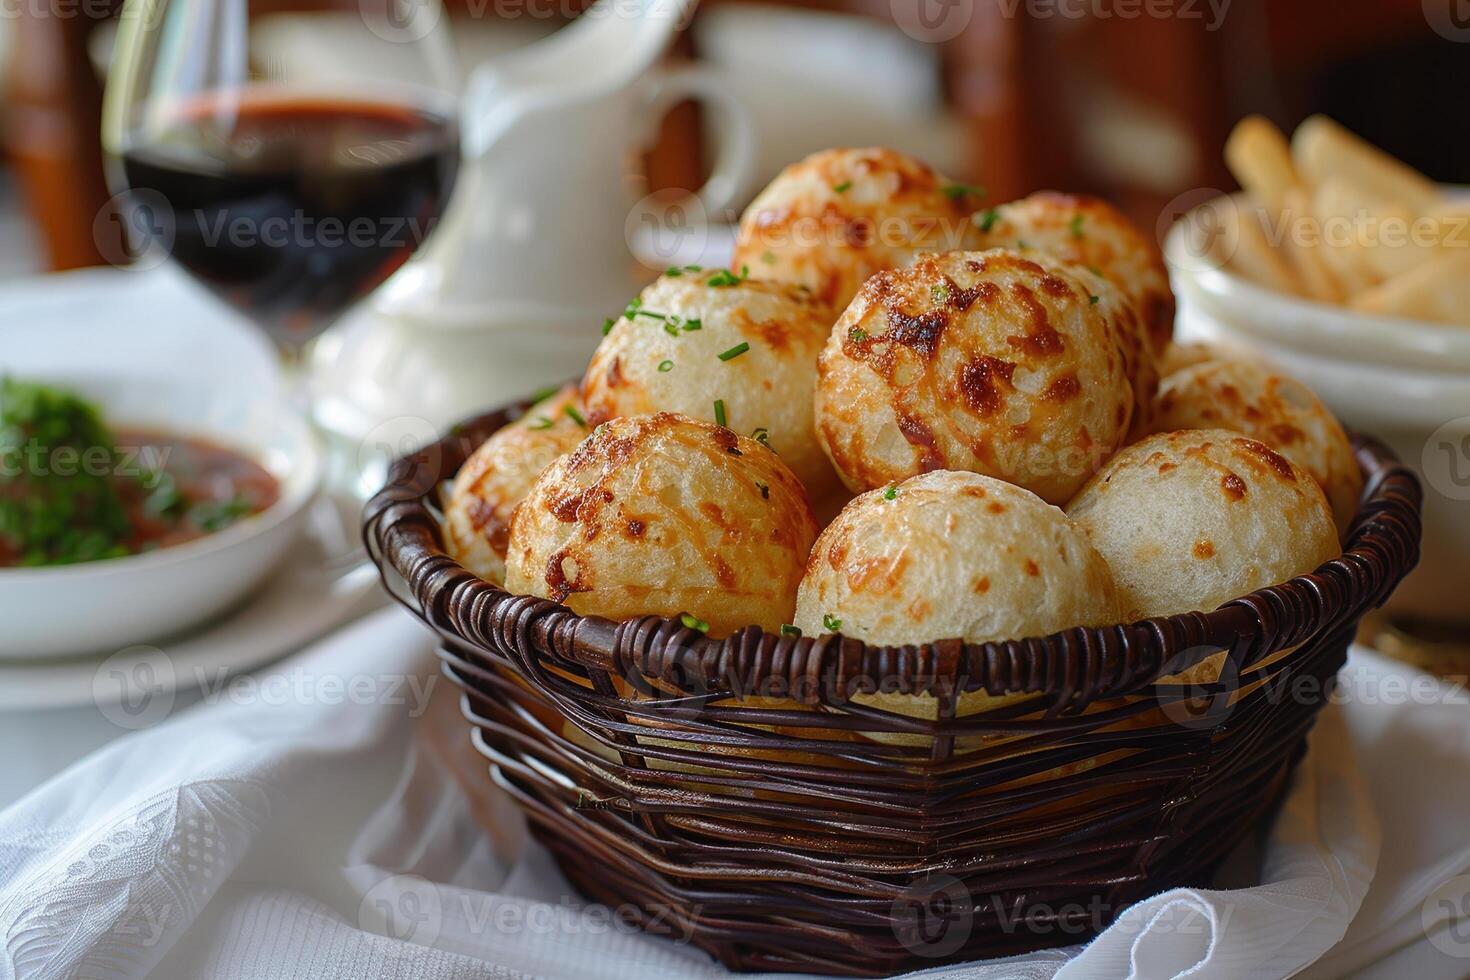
xmin=3 ymin=0 xmax=1468 ymax=279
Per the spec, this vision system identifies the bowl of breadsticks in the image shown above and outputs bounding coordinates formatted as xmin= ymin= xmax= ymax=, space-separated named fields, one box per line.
xmin=1164 ymin=114 xmax=1469 ymax=630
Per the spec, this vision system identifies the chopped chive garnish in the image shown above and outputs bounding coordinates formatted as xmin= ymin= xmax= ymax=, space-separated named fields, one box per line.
xmin=707 ymin=268 xmax=745 ymax=287
xmin=602 ymin=318 xmax=615 ymax=336
xmin=848 ymin=327 xmax=869 ymax=343
xmin=760 ymin=251 xmax=777 ymax=265
xmin=883 ymin=485 xmax=898 ymax=500
xmin=682 ymin=318 xmax=702 ymax=332
xmin=780 ymin=624 xmax=802 ymax=637
xmin=977 ymin=207 xmax=1000 ymax=232
xmin=833 ymin=180 xmax=852 ymax=193
xmin=932 ymin=284 xmax=949 ymax=304
xmin=756 ymin=481 xmax=770 ymax=499
xmin=751 ymin=427 xmax=771 ymax=449
xmin=1069 ymin=214 xmax=1085 ymax=238
xmin=713 ymin=399 xmax=727 ymax=427
xmin=942 ymin=183 xmax=985 ymax=201
xmin=663 ymin=321 xmax=680 ymax=336
xmin=563 ymin=405 xmax=587 ymax=427
xmin=680 ymin=613 xmax=710 ymax=634
xmin=658 ymin=359 xmax=675 ymax=372
xmin=823 ymin=614 xmax=843 ymax=632
xmin=1017 ymin=239 xmax=1029 ymax=249
xmin=666 ymin=266 xmax=685 ymax=276
xmin=718 ymin=342 xmax=751 ymax=362
xmin=1089 ymin=294 xmax=1100 ymax=305
xmin=528 ymin=416 xmax=554 ymax=431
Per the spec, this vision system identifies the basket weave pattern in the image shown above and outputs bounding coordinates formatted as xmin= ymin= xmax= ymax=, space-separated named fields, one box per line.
xmin=365 ymin=404 xmax=1421 ymax=977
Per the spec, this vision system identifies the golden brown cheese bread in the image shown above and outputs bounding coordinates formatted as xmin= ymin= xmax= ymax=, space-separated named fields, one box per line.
xmin=505 ymin=413 xmax=818 ymax=636
xmin=1148 ymin=359 xmax=1363 ymax=532
xmin=975 ymin=191 xmax=1175 ymax=359
xmin=814 ymin=249 xmax=1141 ymax=504
xmin=443 ymin=384 xmax=586 ymax=585
xmin=582 ymin=269 xmax=839 ymax=495
xmin=732 ymin=147 xmax=985 ymax=311
xmin=794 ymin=470 xmax=1120 ymax=742
xmin=794 ymin=470 xmax=1120 ymax=646
xmin=1066 ymin=429 xmax=1340 ymax=620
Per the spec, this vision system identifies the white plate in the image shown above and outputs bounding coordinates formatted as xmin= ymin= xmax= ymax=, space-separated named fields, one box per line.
xmin=0 ymin=497 xmax=386 ymax=711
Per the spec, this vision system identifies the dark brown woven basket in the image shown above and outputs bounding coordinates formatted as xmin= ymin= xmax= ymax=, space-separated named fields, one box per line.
xmin=364 ymin=401 xmax=1421 ymax=977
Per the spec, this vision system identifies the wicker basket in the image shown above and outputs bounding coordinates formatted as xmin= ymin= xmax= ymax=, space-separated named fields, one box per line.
xmin=364 ymin=401 xmax=1422 ymax=977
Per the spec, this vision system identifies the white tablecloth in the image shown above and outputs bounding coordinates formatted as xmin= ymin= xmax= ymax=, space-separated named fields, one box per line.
xmin=1 ymin=608 xmax=1469 ymax=980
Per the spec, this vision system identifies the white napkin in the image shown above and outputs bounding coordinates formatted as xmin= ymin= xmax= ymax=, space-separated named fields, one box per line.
xmin=1 ymin=609 xmax=1466 ymax=980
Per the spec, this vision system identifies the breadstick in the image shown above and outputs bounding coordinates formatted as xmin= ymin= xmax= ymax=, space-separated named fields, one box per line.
xmin=1293 ymin=115 xmax=1441 ymax=215
xmin=1225 ymin=116 xmax=1298 ymax=213
xmin=1349 ymin=251 xmax=1470 ymax=326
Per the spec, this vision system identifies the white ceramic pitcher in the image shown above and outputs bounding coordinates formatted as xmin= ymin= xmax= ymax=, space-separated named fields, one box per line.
xmin=312 ymin=0 xmax=756 ymax=474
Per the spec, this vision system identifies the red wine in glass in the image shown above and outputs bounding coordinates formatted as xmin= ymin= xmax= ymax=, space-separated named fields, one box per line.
xmin=119 ymin=96 xmax=459 ymax=349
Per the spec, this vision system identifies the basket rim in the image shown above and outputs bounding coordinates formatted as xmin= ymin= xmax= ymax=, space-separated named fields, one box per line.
xmin=363 ymin=398 xmax=1422 ymax=715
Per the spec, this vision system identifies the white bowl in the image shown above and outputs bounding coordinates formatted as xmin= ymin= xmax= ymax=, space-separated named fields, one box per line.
xmin=1164 ymin=212 xmax=1470 ymax=624
xmin=0 ymin=375 xmax=322 ymax=660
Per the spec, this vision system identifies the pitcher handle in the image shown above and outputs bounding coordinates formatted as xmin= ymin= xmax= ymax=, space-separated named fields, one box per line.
xmin=640 ymin=65 xmax=758 ymax=216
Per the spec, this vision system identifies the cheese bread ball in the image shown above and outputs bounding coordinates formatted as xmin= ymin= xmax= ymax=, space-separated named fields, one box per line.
xmin=505 ymin=413 xmax=818 ymax=636
xmin=794 ymin=470 xmax=1120 ymax=646
xmin=814 ymin=249 xmax=1139 ymax=504
xmin=1149 ymin=360 xmax=1363 ymax=531
xmin=583 ymin=270 xmax=839 ymax=495
xmin=444 ymin=385 xmax=586 ymax=586
xmin=794 ymin=471 xmax=1120 ymax=741
xmin=977 ymin=191 xmax=1175 ymax=358
xmin=732 ymin=147 xmax=985 ymax=311
xmin=1066 ymin=429 xmax=1339 ymax=620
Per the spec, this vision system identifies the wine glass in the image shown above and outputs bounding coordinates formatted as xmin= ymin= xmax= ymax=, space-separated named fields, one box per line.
xmin=101 ymin=0 xmax=461 ymax=363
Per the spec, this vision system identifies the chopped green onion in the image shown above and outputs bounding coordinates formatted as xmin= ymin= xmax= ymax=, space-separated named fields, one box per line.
xmin=833 ymin=180 xmax=852 ymax=193
xmin=682 ymin=318 xmax=702 ymax=332
xmin=932 ymin=284 xmax=950 ymax=304
xmin=680 ymin=613 xmax=710 ymax=634
xmin=707 ymin=268 xmax=745 ymax=287
xmin=823 ymin=614 xmax=843 ymax=632
xmin=657 ymin=359 xmax=675 ymax=373
xmin=848 ymin=327 xmax=869 ymax=343
xmin=977 ymin=207 xmax=1000 ymax=232
xmin=751 ymin=427 xmax=771 ymax=449
xmin=563 ymin=405 xmax=587 ymax=428
xmin=883 ymin=485 xmax=898 ymax=500
xmin=760 ymin=251 xmax=778 ymax=265
xmin=663 ymin=321 xmax=680 ymax=336
xmin=601 ymin=318 xmax=615 ymax=336
xmin=666 ymin=266 xmax=684 ymax=276
xmin=942 ymin=183 xmax=985 ymax=201
xmin=717 ymin=342 xmax=751 ymax=362
xmin=1069 ymin=214 xmax=1085 ymax=238
xmin=780 ymin=624 xmax=802 ymax=637
xmin=713 ymin=400 xmax=727 ymax=427
xmin=1089 ymin=294 xmax=1100 ymax=305
xmin=528 ymin=416 xmax=554 ymax=430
